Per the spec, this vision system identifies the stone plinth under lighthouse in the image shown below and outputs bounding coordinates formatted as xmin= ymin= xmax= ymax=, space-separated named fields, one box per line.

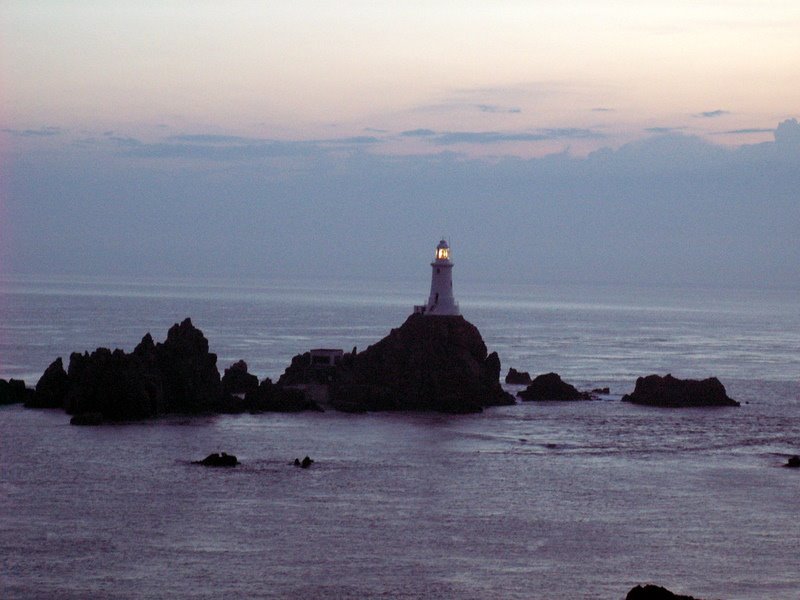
xmin=414 ymin=239 xmax=460 ymax=316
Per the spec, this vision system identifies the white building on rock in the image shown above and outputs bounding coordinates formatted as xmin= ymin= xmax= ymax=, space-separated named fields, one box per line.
xmin=414 ymin=239 xmax=460 ymax=316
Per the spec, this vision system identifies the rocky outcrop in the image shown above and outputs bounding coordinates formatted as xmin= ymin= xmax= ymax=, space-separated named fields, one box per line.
xmin=195 ymin=452 xmax=238 ymax=467
xmin=0 ymin=378 xmax=33 ymax=405
xmin=281 ymin=313 xmax=513 ymax=413
xmin=505 ymin=368 xmax=532 ymax=385
xmin=28 ymin=358 xmax=71 ymax=408
xmin=221 ymin=360 xmax=259 ymax=396
xmin=622 ymin=374 xmax=739 ymax=407
xmin=517 ymin=372 xmax=590 ymax=401
xmin=626 ymin=584 xmax=702 ymax=600
xmin=785 ymin=455 xmax=800 ymax=468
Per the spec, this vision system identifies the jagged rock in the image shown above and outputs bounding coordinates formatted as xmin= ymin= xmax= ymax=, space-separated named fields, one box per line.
xmin=505 ymin=368 xmax=532 ymax=385
xmin=293 ymin=456 xmax=314 ymax=468
xmin=70 ymin=412 xmax=104 ymax=426
xmin=517 ymin=372 xmax=590 ymax=401
xmin=30 ymin=318 xmax=223 ymax=422
xmin=0 ymin=378 xmax=33 ymax=405
xmin=316 ymin=313 xmax=514 ymax=413
xmin=195 ymin=452 xmax=238 ymax=467
xmin=622 ymin=374 xmax=739 ymax=407
xmin=785 ymin=455 xmax=800 ymax=468
xmin=626 ymin=584 xmax=701 ymax=600
xmin=29 ymin=358 xmax=70 ymax=408
xmin=65 ymin=348 xmax=159 ymax=421
xmin=221 ymin=360 xmax=259 ymax=396
xmin=154 ymin=318 xmax=221 ymax=414
xmin=243 ymin=378 xmax=322 ymax=413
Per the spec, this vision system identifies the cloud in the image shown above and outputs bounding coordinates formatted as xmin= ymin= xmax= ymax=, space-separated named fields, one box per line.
xmin=476 ymin=104 xmax=522 ymax=114
xmin=645 ymin=127 xmax=686 ymax=134
xmin=718 ymin=128 xmax=774 ymax=135
xmin=774 ymin=118 xmax=800 ymax=144
xmin=2 ymin=126 xmax=64 ymax=137
xmin=115 ymin=133 xmax=383 ymax=160
xmin=430 ymin=128 xmax=604 ymax=145
xmin=401 ymin=129 xmax=437 ymax=137
xmin=695 ymin=110 xmax=729 ymax=118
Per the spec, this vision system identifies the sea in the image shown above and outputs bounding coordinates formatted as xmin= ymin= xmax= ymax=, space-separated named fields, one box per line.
xmin=1 ymin=276 xmax=798 ymax=599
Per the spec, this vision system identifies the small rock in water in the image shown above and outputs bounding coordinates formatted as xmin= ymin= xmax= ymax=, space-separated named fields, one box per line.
xmin=592 ymin=387 xmax=610 ymax=395
xmin=626 ymin=584 xmax=701 ymax=600
xmin=785 ymin=455 xmax=800 ymax=468
xmin=196 ymin=452 xmax=238 ymax=467
xmin=293 ymin=456 xmax=314 ymax=468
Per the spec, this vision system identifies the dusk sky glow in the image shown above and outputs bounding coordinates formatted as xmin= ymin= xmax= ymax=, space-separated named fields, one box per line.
xmin=1 ymin=1 xmax=798 ymax=286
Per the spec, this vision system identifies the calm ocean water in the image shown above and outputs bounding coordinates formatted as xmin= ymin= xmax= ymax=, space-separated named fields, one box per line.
xmin=1 ymin=276 xmax=799 ymax=599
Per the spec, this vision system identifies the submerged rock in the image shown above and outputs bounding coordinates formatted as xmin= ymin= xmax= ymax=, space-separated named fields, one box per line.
xmin=505 ymin=368 xmax=532 ymax=385
xmin=195 ymin=452 xmax=238 ymax=467
xmin=622 ymin=374 xmax=739 ymax=407
xmin=293 ymin=456 xmax=314 ymax=468
xmin=69 ymin=412 xmax=104 ymax=426
xmin=517 ymin=372 xmax=590 ymax=401
xmin=293 ymin=313 xmax=514 ymax=413
xmin=626 ymin=584 xmax=702 ymax=600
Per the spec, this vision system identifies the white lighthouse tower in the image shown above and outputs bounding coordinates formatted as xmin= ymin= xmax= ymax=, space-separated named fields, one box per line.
xmin=414 ymin=239 xmax=460 ymax=316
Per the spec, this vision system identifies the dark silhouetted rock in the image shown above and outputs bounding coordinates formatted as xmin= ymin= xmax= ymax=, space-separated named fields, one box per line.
xmin=517 ymin=372 xmax=590 ymax=401
xmin=505 ymin=368 xmax=532 ymax=385
xmin=301 ymin=313 xmax=514 ymax=413
xmin=154 ymin=318 xmax=221 ymax=414
xmin=65 ymin=348 xmax=160 ymax=421
xmin=622 ymin=374 xmax=739 ymax=407
xmin=195 ymin=452 xmax=238 ymax=467
xmin=626 ymin=584 xmax=701 ymax=600
xmin=592 ymin=387 xmax=610 ymax=395
xmin=221 ymin=360 xmax=259 ymax=396
xmin=31 ymin=318 xmax=224 ymax=422
xmin=293 ymin=456 xmax=314 ymax=468
xmin=70 ymin=412 xmax=104 ymax=426
xmin=785 ymin=455 xmax=800 ymax=468
xmin=29 ymin=358 xmax=70 ymax=408
xmin=0 ymin=378 xmax=33 ymax=405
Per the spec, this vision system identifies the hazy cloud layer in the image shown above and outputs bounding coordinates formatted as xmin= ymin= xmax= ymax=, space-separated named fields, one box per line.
xmin=2 ymin=120 xmax=798 ymax=289
xmin=696 ymin=110 xmax=730 ymax=118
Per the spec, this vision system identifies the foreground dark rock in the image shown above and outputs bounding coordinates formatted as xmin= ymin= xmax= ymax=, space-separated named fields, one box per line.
xmin=622 ymin=374 xmax=739 ymax=407
xmin=195 ymin=452 xmax=238 ymax=467
xmin=0 ymin=378 xmax=33 ymax=405
xmin=281 ymin=314 xmax=514 ymax=413
xmin=785 ymin=455 xmax=800 ymax=468
xmin=517 ymin=372 xmax=591 ymax=401
xmin=505 ymin=368 xmax=532 ymax=385
xmin=626 ymin=584 xmax=703 ymax=600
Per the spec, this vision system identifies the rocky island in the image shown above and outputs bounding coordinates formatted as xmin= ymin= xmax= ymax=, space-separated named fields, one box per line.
xmin=280 ymin=313 xmax=514 ymax=413
xmin=622 ymin=374 xmax=739 ymax=407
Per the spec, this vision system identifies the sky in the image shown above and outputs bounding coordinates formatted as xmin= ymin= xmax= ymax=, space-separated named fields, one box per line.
xmin=1 ymin=1 xmax=799 ymax=287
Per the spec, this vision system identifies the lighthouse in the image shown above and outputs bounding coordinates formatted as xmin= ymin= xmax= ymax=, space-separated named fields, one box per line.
xmin=414 ymin=239 xmax=460 ymax=316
